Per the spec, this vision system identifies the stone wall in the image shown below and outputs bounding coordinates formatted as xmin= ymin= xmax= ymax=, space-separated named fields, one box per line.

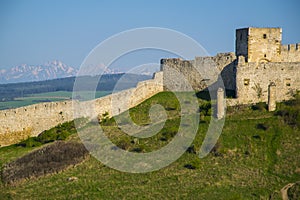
xmin=281 ymin=44 xmax=300 ymax=62
xmin=161 ymin=52 xmax=236 ymax=92
xmin=161 ymin=27 xmax=300 ymax=107
xmin=236 ymin=27 xmax=300 ymax=63
xmin=235 ymin=60 xmax=300 ymax=104
xmin=236 ymin=27 xmax=282 ymax=63
xmin=0 ymin=72 xmax=163 ymax=147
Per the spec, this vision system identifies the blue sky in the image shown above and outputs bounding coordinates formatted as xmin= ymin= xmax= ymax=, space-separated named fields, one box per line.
xmin=0 ymin=0 xmax=299 ymax=69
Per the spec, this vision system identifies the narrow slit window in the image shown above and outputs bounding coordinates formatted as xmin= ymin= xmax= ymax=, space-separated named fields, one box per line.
xmin=244 ymin=79 xmax=250 ymax=86
xmin=263 ymin=34 xmax=267 ymax=39
xmin=285 ymin=78 xmax=291 ymax=87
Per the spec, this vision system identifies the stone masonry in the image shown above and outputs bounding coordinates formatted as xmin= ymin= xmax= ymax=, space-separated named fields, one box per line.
xmin=161 ymin=27 xmax=300 ymax=106
xmin=0 ymin=72 xmax=163 ymax=147
xmin=1 ymin=27 xmax=299 ymax=146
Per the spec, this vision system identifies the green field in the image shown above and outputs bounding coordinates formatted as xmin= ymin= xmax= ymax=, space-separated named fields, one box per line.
xmin=0 ymin=92 xmax=299 ymax=199
xmin=0 ymin=91 xmax=111 ymax=110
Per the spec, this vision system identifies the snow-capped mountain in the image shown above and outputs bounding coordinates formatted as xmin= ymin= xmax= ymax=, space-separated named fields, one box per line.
xmin=0 ymin=60 xmax=78 ymax=84
xmin=0 ymin=61 xmax=126 ymax=84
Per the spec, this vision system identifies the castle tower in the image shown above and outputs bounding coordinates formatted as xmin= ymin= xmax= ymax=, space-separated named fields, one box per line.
xmin=236 ymin=27 xmax=282 ymax=62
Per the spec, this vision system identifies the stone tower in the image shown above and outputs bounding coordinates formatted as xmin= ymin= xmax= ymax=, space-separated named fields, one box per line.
xmin=236 ymin=27 xmax=282 ymax=62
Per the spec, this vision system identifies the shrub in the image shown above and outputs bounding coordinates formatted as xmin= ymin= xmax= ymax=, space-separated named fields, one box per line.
xmin=252 ymin=83 xmax=262 ymax=99
xmin=184 ymin=159 xmax=201 ymax=170
xmin=210 ymin=141 xmax=222 ymax=157
xmin=251 ymin=102 xmax=267 ymax=111
xmin=99 ymin=112 xmax=116 ymax=126
xmin=130 ymin=144 xmax=147 ymax=153
xmin=199 ymin=101 xmax=212 ymax=116
xmin=130 ymin=147 xmax=143 ymax=153
xmin=17 ymin=137 xmax=42 ymax=148
xmin=256 ymin=123 xmax=269 ymax=131
xmin=115 ymin=139 xmax=131 ymax=150
xmin=159 ymin=125 xmax=178 ymax=142
xmin=277 ymin=108 xmax=300 ymax=128
xmin=186 ymin=144 xmax=196 ymax=154
xmin=16 ymin=121 xmax=77 ymax=148
xmin=2 ymin=141 xmax=89 ymax=184
xmin=276 ymin=94 xmax=300 ymax=128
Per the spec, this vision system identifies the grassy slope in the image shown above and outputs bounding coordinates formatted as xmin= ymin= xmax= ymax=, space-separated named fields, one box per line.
xmin=0 ymin=92 xmax=299 ymax=199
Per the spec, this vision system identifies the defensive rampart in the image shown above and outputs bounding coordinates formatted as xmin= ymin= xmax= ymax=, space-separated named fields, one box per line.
xmin=0 ymin=72 xmax=163 ymax=147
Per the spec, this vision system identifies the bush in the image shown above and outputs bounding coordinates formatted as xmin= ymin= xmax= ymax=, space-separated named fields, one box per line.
xmin=16 ymin=121 xmax=77 ymax=148
xmin=199 ymin=101 xmax=212 ymax=116
xmin=184 ymin=159 xmax=201 ymax=170
xmin=256 ymin=123 xmax=269 ymax=131
xmin=278 ymin=108 xmax=300 ymax=128
xmin=276 ymin=94 xmax=300 ymax=128
xmin=130 ymin=147 xmax=143 ymax=153
xmin=210 ymin=141 xmax=222 ymax=157
xmin=115 ymin=139 xmax=131 ymax=150
xmin=2 ymin=141 xmax=89 ymax=184
xmin=17 ymin=137 xmax=42 ymax=148
xmin=99 ymin=112 xmax=116 ymax=126
xmin=251 ymin=102 xmax=267 ymax=111
xmin=186 ymin=144 xmax=196 ymax=154
xmin=161 ymin=129 xmax=177 ymax=141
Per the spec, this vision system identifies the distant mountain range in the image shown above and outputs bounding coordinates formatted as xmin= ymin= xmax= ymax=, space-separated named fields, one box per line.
xmin=0 ymin=73 xmax=152 ymax=103
xmin=0 ymin=61 xmax=78 ymax=84
xmin=0 ymin=60 xmax=160 ymax=84
xmin=0 ymin=60 xmax=123 ymax=84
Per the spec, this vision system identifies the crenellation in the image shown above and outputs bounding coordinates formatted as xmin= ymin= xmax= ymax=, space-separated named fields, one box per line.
xmin=281 ymin=45 xmax=288 ymax=51
xmin=162 ymin=27 xmax=299 ymax=106
xmin=1 ymin=27 xmax=299 ymax=147
xmin=288 ymin=44 xmax=296 ymax=51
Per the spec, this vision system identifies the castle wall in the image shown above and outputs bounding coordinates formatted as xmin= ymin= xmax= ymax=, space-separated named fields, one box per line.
xmin=161 ymin=53 xmax=236 ymax=92
xmin=0 ymin=72 xmax=163 ymax=147
xmin=280 ymin=43 xmax=300 ymax=62
xmin=235 ymin=61 xmax=300 ymax=104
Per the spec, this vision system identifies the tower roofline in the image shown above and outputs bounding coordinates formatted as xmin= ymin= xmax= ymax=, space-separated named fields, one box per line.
xmin=236 ymin=27 xmax=281 ymax=31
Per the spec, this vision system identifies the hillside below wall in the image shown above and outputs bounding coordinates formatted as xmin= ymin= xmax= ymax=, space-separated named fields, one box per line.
xmin=0 ymin=72 xmax=163 ymax=147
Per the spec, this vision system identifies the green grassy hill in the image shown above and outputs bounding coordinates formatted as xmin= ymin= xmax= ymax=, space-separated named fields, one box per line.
xmin=0 ymin=92 xmax=299 ymax=199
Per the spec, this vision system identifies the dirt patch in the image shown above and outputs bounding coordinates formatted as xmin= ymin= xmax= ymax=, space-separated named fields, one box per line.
xmin=1 ymin=141 xmax=89 ymax=184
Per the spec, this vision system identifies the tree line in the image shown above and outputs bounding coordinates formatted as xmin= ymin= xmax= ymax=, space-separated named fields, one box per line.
xmin=0 ymin=74 xmax=151 ymax=101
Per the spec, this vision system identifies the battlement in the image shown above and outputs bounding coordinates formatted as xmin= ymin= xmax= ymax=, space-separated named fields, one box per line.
xmin=281 ymin=43 xmax=300 ymax=52
xmin=1 ymin=27 xmax=299 ymax=147
xmin=280 ymin=43 xmax=300 ymax=62
xmin=235 ymin=27 xmax=300 ymax=63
